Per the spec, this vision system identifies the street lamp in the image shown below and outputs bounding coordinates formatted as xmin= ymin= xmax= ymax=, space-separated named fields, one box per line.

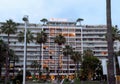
xmin=22 ymin=15 xmax=29 ymax=84
xmin=76 ymin=18 xmax=84 ymax=56
xmin=76 ymin=18 xmax=84 ymax=59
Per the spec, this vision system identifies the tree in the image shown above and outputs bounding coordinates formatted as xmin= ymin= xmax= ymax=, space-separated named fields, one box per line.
xmin=63 ymin=45 xmax=73 ymax=76
xmin=9 ymin=49 xmax=19 ymax=77
xmin=106 ymin=0 xmax=116 ymax=83
xmin=35 ymin=30 xmax=47 ymax=79
xmin=105 ymin=26 xmax=120 ymax=41
xmin=105 ymin=26 xmax=120 ymax=76
xmin=40 ymin=18 xmax=48 ymax=25
xmin=0 ymin=39 xmax=7 ymax=78
xmin=18 ymin=29 xmax=34 ymax=43
xmin=111 ymin=26 xmax=120 ymax=75
xmin=1 ymin=19 xmax=18 ymax=83
xmin=111 ymin=26 xmax=120 ymax=41
xmin=46 ymin=67 xmax=50 ymax=80
xmin=115 ymin=51 xmax=120 ymax=75
xmin=81 ymin=49 xmax=101 ymax=80
xmin=71 ymin=51 xmax=82 ymax=78
xmin=31 ymin=60 xmax=39 ymax=76
xmin=83 ymin=49 xmax=94 ymax=57
xmin=54 ymin=34 xmax=66 ymax=81
xmin=18 ymin=29 xmax=34 ymax=68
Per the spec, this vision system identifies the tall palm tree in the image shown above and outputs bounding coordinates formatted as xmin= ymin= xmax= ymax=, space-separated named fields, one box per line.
xmin=0 ymin=39 xmax=7 ymax=78
xmin=111 ymin=26 xmax=120 ymax=41
xmin=81 ymin=49 xmax=101 ymax=80
xmin=111 ymin=26 xmax=120 ymax=76
xmin=18 ymin=29 xmax=34 ymax=43
xmin=1 ymin=19 xmax=18 ymax=83
xmin=40 ymin=18 xmax=48 ymax=25
xmin=54 ymin=34 xmax=66 ymax=81
xmin=105 ymin=26 xmax=120 ymax=76
xmin=71 ymin=51 xmax=82 ymax=78
xmin=35 ymin=30 xmax=47 ymax=79
xmin=115 ymin=51 xmax=120 ymax=75
xmin=9 ymin=49 xmax=19 ymax=77
xmin=18 ymin=29 xmax=34 ymax=69
xmin=105 ymin=26 xmax=120 ymax=41
xmin=106 ymin=0 xmax=116 ymax=84
xmin=63 ymin=45 xmax=73 ymax=77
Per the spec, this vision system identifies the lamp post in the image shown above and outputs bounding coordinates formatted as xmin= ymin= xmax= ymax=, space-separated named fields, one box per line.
xmin=76 ymin=18 xmax=84 ymax=57
xmin=80 ymin=26 xmax=83 ymax=56
xmin=23 ymin=15 xmax=29 ymax=84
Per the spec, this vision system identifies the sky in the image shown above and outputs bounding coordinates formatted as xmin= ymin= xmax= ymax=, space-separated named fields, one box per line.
xmin=0 ymin=0 xmax=120 ymax=27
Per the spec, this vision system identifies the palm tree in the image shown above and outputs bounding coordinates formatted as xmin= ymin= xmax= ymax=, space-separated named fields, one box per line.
xmin=35 ymin=30 xmax=47 ymax=79
xmin=111 ymin=26 xmax=120 ymax=41
xmin=31 ymin=60 xmax=39 ymax=76
xmin=83 ymin=49 xmax=94 ymax=57
xmin=0 ymin=39 xmax=7 ymax=78
xmin=54 ymin=34 xmax=66 ymax=81
xmin=81 ymin=49 xmax=101 ymax=80
xmin=105 ymin=26 xmax=120 ymax=76
xmin=115 ymin=51 xmax=120 ymax=75
xmin=106 ymin=0 xmax=116 ymax=83
xmin=105 ymin=26 xmax=120 ymax=41
xmin=18 ymin=29 xmax=34 ymax=69
xmin=111 ymin=26 xmax=120 ymax=76
xmin=63 ymin=45 xmax=73 ymax=77
xmin=9 ymin=49 xmax=19 ymax=77
xmin=18 ymin=29 xmax=34 ymax=43
xmin=71 ymin=51 xmax=82 ymax=78
xmin=1 ymin=19 xmax=18 ymax=83
xmin=40 ymin=18 xmax=48 ymax=25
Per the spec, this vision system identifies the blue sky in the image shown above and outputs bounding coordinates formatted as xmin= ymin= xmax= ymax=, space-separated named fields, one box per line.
xmin=0 ymin=0 xmax=119 ymax=27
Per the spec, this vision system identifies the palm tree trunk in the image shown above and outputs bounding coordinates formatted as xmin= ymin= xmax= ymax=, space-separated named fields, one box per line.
xmin=115 ymin=56 xmax=120 ymax=75
xmin=106 ymin=0 xmax=116 ymax=84
xmin=67 ymin=55 xmax=69 ymax=77
xmin=34 ymin=67 xmax=36 ymax=76
xmin=57 ymin=45 xmax=60 ymax=82
xmin=0 ymin=64 xmax=2 ymax=78
xmin=5 ymin=34 xmax=10 ymax=84
xmin=13 ymin=60 xmax=15 ymax=77
xmin=75 ymin=63 xmax=77 ymax=78
xmin=76 ymin=62 xmax=79 ymax=78
xmin=0 ymin=46 xmax=2 ymax=78
xmin=39 ymin=43 xmax=42 ymax=80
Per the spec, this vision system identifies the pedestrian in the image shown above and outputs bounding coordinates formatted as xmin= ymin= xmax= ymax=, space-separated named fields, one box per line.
xmin=70 ymin=79 xmax=74 ymax=84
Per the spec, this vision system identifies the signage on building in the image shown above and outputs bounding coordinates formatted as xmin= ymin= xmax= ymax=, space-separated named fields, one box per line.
xmin=49 ymin=18 xmax=68 ymax=22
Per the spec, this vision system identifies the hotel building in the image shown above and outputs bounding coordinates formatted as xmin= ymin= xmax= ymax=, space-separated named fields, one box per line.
xmin=0 ymin=18 xmax=119 ymax=77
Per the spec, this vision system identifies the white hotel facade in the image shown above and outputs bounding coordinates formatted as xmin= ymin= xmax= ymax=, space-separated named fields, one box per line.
xmin=0 ymin=18 xmax=119 ymax=76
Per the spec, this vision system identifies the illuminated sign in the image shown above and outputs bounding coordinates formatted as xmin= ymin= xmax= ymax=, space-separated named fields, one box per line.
xmin=49 ymin=18 xmax=68 ymax=22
